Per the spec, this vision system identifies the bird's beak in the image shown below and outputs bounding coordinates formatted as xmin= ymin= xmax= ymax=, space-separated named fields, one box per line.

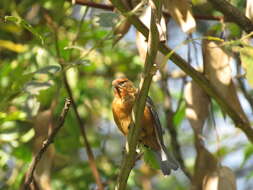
xmin=112 ymin=80 xmax=117 ymax=87
xmin=112 ymin=80 xmax=121 ymax=97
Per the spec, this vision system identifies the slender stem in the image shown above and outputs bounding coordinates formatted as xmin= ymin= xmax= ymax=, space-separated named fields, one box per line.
xmin=235 ymin=54 xmax=253 ymax=112
xmin=44 ymin=13 xmax=104 ymax=190
xmin=160 ymin=73 xmax=192 ymax=181
xmin=115 ymin=1 xmax=159 ymax=189
xmin=207 ymin=0 xmax=253 ymax=33
xmin=62 ymin=75 xmax=104 ymax=190
xmin=23 ymin=98 xmax=71 ymax=189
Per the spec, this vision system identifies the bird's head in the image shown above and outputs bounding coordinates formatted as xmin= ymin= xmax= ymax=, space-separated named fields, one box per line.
xmin=112 ymin=77 xmax=137 ymax=101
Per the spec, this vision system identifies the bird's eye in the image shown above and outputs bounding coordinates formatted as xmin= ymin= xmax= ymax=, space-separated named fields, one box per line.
xmin=118 ymin=81 xmax=126 ymax=86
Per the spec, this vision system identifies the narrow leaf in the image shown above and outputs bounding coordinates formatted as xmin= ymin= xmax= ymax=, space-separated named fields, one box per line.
xmin=5 ymin=16 xmax=44 ymax=44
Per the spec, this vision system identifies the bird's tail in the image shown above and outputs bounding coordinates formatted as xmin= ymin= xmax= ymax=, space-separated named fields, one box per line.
xmin=154 ymin=145 xmax=179 ymax=175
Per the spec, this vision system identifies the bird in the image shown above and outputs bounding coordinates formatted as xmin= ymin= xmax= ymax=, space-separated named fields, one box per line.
xmin=112 ymin=77 xmax=179 ymax=175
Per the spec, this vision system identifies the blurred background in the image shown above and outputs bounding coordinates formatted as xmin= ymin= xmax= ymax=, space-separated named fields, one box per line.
xmin=0 ymin=0 xmax=253 ymax=189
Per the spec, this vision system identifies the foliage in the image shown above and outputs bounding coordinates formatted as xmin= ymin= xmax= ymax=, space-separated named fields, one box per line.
xmin=0 ymin=0 xmax=253 ymax=189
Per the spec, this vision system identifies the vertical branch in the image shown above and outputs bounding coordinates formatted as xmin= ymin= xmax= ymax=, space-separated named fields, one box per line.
xmin=160 ymin=72 xmax=192 ymax=181
xmin=235 ymin=54 xmax=253 ymax=112
xmin=44 ymin=13 xmax=104 ymax=190
xmin=23 ymin=98 xmax=72 ymax=189
xmin=114 ymin=1 xmax=159 ymax=189
xmin=62 ymin=75 xmax=104 ymax=190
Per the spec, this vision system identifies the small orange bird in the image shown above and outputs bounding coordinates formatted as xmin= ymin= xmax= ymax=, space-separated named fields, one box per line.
xmin=112 ymin=77 xmax=178 ymax=175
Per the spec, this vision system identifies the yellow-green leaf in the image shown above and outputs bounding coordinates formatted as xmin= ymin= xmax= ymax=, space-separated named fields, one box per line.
xmin=240 ymin=45 xmax=253 ymax=87
xmin=5 ymin=16 xmax=44 ymax=45
xmin=0 ymin=39 xmax=27 ymax=52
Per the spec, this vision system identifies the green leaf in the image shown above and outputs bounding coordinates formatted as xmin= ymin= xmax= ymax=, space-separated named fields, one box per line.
xmin=215 ymin=146 xmax=229 ymax=157
xmin=227 ymin=23 xmax=241 ymax=38
xmin=240 ymin=45 xmax=253 ymax=88
xmin=24 ymin=81 xmax=53 ymax=95
xmin=241 ymin=144 xmax=253 ymax=167
xmin=12 ymin=144 xmax=32 ymax=163
xmin=143 ymin=147 xmax=160 ymax=170
xmin=35 ymin=65 xmax=61 ymax=74
xmin=95 ymin=12 xmax=117 ymax=28
xmin=0 ymin=39 xmax=27 ymax=52
xmin=173 ymin=103 xmax=186 ymax=127
xmin=5 ymin=16 xmax=44 ymax=44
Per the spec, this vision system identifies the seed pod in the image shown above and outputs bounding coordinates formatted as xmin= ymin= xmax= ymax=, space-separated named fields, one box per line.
xmin=163 ymin=0 xmax=196 ymax=33
xmin=203 ymin=37 xmax=248 ymax=123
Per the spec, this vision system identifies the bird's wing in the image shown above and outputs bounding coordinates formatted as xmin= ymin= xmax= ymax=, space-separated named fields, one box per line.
xmin=146 ymin=96 xmax=164 ymax=144
xmin=146 ymin=96 xmax=179 ymax=171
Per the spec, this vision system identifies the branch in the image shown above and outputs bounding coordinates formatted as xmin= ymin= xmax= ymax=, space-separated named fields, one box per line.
xmin=75 ymin=0 xmax=114 ymax=11
xmin=207 ymin=0 xmax=253 ymax=33
xmin=115 ymin=1 xmax=159 ymax=190
xmin=63 ymin=74 xmax=104 ymax=190
xmin=110 ymin=0 xmax=253 ymax=143
xmin=235 ymin=54 xmax=253 ymax=112
xmin=74 ymin=0 xmax=223 ymax=21
xmin=160 ymin=72 xmax=192 ymax=181
xmin=23 ymin=98 xmax=71 ymax=189
xmin=44 ymin=12 xmax=104 ymax=190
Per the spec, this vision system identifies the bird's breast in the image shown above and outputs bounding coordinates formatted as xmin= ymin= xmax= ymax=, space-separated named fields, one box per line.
xmin=112 ymin=98 xmax=133 ymax=135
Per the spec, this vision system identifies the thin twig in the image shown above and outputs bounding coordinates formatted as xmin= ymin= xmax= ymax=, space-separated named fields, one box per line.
xmin=175 ymin=78 xmax=186 ymax=114
xmin=44 ymin=13 xmax=104 ymax=190
xmin=110 ymin=0 xmax=253 ymax=143
xmin=235 ymin=54 xmax=253 ymax=112
xmin=24 ymin=98 xmax=72 ymax=189
xmin=160 ymin=72 xmax=192 ymax=181
xmin=207 ymin=0 xmax=253 ymax=33
xmin=115 ymin=1 xmax=159 ymax=189
xmin=74 ymin=0 xmax=224 ymax=21
xmin=75 ymin=0 xmax=114 ymax=11
xmin=72 ymin=7 xmax=89 ymax=45
xmin=62 ymin=74 xmax=104 ymax=190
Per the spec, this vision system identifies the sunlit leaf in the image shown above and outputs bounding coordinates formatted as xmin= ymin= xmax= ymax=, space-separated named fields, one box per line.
xmin=242 ymin=144 xmax=253 ymax=166
xmin=0 ymin=132 xmax=19 ymax=141
xmin=240 ymin=45 xmax=253 ymax=88
xmin=0 ymin=39 xmax=27 ymax=52
xmin=20 ymin=129 xmax=35 ymax=143
xmin=1 ymin=111 xmax=26 ymax=122
xmin=5 ymin=16 xmax=44 ymax=44
xmin=24 ymin=81 xmax=53 ymax=95
xmin=0 ymin=150 xmax=9 ymax=166
xmin=35 ymin=47 xmax=58 ymax=66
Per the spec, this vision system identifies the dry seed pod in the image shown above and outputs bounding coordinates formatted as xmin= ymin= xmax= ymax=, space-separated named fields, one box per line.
xmin=203 ymin=40 xmax=232 ymax=87
xmin=191 ymin=145 xmax=219 ymax=190
xmin=184 ymin=81 xmax=210 ymax=134
xmin=185 ymin=81 xmax=212 ymax=190
xmin=246 ymin=0 xmax=253 ymax=21
xmin=136 ymin=5 xmax=167 ymax=66
xmin=203 ymin=38 xmax=249 ymax=123
xmin=33 ymin=109 xmax=55 ymax=190
xmin=203 ymin=166 xmax=237 ymax=190
xmin=163 ymin=0 xmax=196 ymax=33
